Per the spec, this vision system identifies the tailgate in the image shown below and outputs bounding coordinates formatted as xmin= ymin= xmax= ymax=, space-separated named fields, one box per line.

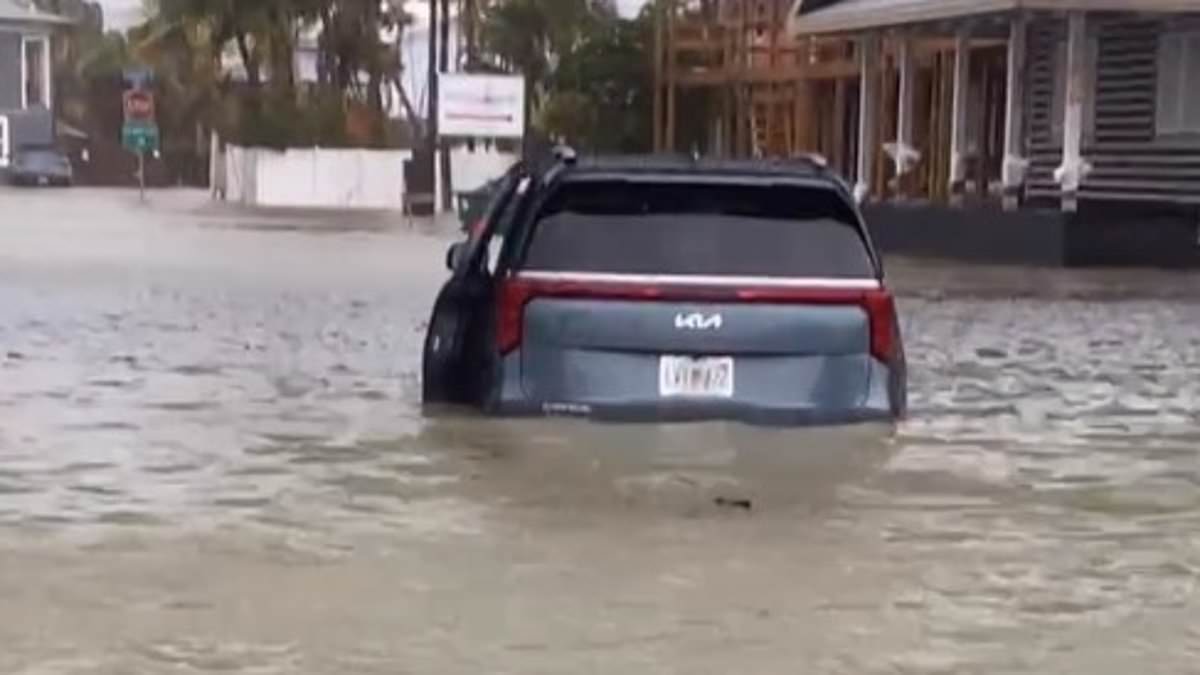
xmin=518 ymin=297 xmax=873 ymax=408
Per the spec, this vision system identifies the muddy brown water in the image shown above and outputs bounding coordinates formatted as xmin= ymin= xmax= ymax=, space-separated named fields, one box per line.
xmin=1 ymin=189 xmax=1199 ymax=673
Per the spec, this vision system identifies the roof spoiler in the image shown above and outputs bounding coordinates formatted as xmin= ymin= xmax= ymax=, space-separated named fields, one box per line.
xmin=552 ymin=144 xmax=577 ymax=166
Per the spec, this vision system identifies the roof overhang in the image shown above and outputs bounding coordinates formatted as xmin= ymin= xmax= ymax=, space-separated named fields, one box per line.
xmin=0 ymin=0 xmax=72 ymax=28
xmin=789 ymin=0 xmax=1200 ymax=36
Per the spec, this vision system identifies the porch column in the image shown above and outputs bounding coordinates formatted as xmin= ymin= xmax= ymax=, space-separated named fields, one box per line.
xmin=1055 ymin=11 xmax=1090 ymax=212
xmin=855 ymin=32 xmax=881 ymax=202
xmin=949 ymin=26 xmax=971 ymax=201
xmin=1002 ymin=13 xmax=1029 ymax=210
xmin=890 ymin=35 xmax=922 ymax=185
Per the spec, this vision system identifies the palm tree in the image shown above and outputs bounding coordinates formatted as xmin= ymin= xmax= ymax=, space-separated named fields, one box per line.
xmin=479 ymin=0 xmax=616 ymax=117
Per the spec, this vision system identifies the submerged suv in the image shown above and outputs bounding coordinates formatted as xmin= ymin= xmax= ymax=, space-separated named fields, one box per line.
xmin=422 ymin=154 xmax=906 ymax=426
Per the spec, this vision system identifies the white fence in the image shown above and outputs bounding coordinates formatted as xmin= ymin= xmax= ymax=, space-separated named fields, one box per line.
xmin=213 ymin=142 xmax=518 ymax=212
xmin=220 ymin=146 xmax=410 ymax=209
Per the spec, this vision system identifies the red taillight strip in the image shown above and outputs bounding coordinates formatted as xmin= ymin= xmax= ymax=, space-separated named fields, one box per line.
xmin=514 ymin=270 xmax=882 ymax=290
xmin=497 ymin=273 xmax=898 ymax=363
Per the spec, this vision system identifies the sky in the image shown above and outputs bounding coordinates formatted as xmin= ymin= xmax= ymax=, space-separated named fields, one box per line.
xmin=98 ymin=0 xmax=649 ymax=31
xmin=97 ymin=0 xmax=139 ymax=30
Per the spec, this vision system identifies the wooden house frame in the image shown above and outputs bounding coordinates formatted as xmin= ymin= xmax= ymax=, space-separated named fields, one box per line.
xmin=788 ymin=0 xmax=1200 ymax=215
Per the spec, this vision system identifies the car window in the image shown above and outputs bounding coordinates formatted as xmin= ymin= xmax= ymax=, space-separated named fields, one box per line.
xmin=462 ymin=174 xmax=528 ymax=276
xmin=19 ymin=151 xmax=66 ymax=168
xmin=521 ymin=180 xmax=874 ymax=278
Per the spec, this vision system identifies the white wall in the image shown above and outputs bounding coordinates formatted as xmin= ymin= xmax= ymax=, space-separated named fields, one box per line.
xmin=218 ymin=144 xmax=516 ymax=212
xmin=0 ymin=116 xmax=9 ymax=169
xmin=223 ymin=146 xmax=410 ymax=210
xmin=223 ymin=145 xmax=258 ymax=204
xmin=450 ymin=145 xmax=519 ymax=193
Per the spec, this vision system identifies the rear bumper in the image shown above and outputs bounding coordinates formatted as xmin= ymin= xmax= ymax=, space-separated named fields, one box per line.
xmin=9 ymin=173 xmax=70 ymax=186
xmin=489 ymin=398 xmax=897 ymax=427
xmin=488 ymin=352 xmax=904 ymax=427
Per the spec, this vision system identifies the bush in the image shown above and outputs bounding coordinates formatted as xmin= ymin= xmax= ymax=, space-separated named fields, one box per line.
xmin=228 ymin=88 xmax=369 ymax=149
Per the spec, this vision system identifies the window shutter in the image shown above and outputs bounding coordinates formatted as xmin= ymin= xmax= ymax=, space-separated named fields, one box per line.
xmin=1051 ymin=41 xmax=1067 ymax=140
xmin=1184 ymin=34 xmax=1200 ymax=131
xmin=1084 ymin=35 xmax=1099 ymax=142
xmin=1158 ymin=33 xmax=1185 ymax=134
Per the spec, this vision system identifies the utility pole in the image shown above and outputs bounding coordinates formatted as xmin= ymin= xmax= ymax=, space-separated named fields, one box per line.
xmin=425 ymin=0 xmax=440 ymax=215
xmin=439 ymin=0 xmax=453 ymax=211
xmin=463 ymin=0 xmax=478 ymax=69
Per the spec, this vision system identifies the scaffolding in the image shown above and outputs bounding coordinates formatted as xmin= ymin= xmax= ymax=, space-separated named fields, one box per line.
xmin=653 ymin=2 xmax=1018 ymax=204
xmin=652 ymin=0 xmax=857 ymax=162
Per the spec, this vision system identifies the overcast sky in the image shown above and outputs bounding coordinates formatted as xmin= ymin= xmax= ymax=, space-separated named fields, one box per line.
xmin=98 ymin=0 xmax=648 ymax=31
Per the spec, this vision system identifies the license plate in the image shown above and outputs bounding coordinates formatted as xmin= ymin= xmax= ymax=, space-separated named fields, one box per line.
xmin=659 ymin=356 xmax=734 ymax=398
xmin=37 ymin=176 xmax=48 ymax=185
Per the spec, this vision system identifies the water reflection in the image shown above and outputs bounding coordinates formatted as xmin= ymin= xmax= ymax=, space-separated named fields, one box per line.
xmin=419 ymin=415 xmax=897 ymax=514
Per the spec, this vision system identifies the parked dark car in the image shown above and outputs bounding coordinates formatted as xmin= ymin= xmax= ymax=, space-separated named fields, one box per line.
xmin=9 ymin=147 xmax=73 ymax=187
xmin=422 ymin=153 xmax=907 ymax=426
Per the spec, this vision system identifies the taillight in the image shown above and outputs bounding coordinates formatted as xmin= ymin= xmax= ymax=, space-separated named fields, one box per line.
xmin=496 ymin=274 xmax=899 ymax=362
xmin=863 ymin=289 xmax=898 ymax=363
xmin=497 ymin=278 xmax=535 ymax=354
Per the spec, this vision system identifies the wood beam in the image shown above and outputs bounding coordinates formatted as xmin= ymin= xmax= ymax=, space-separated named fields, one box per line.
xmin=665 ymin=1 xmax=677 ymax=153
xmin=912 ymin=37 xmax=1008 ymax=54
xmin=653 ymin=0 xmax=664 ymax=153
xmin=894 ymin=35 xmax=919 ymax=178
xmin=948 ymin=26 xmax=971 ymax=200
xmin=832 ymin=78 xmax=847 ymax=175
xmin=856 ymin=33 xmax=881 ymax=202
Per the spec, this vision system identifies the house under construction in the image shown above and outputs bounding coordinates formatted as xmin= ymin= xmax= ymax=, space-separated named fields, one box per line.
xmin=652 ymin=1 xmax=859 ymax=168
xmin=656 ymin=0 xmax=1200 ymax=268
xmin=652 ymin=0 xmax=1012 ymax=204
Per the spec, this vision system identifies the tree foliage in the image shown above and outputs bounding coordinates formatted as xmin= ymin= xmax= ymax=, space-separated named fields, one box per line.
xmin=472 ymin=0 xmax=652 ymax=152
xmin=545 ymin=13 xmax=652 ymax=153
xmin=38 ymin=0 xmax=656 ymax=183
xmin=479 ymin=0 xmax=651 ymax=153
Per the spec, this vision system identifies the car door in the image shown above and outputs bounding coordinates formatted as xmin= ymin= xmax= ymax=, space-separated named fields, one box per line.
xmin=422 ymin=168 xmax=525 ymax=405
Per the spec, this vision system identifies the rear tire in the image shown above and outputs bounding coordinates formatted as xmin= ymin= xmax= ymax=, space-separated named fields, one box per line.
xmin=421 ymin=309 xmax=466 ymax=405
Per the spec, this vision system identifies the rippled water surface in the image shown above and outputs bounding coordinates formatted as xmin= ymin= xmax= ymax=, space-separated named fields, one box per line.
xmin=2 ymin=189 xmax=1200 ymax=673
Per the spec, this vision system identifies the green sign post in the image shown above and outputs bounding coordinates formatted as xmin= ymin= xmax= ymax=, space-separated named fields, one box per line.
xmin=121 ymin=123 xmax=159 ymax=154
xmin=122 ymin=87 xmax=159 ymax=202
xmin=121 ymin=123 xmax=158 ymax=202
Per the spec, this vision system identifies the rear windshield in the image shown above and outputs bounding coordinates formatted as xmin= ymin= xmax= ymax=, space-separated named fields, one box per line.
xmin=19 ymin=151 xmax=66 ymax=169
xmin=521 ymin=180 xmax=875 ymax=278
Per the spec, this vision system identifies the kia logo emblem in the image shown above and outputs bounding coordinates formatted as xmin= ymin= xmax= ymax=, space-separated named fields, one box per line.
xmin=675 ymin=312 xmax=723 ymax=331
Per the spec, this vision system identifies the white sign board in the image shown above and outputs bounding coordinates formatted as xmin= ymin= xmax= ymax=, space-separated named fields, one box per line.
xmin=0 ymin=116 xmax=8 ymax=168
xmin=438 ymin=73 xmax=526 ymax=139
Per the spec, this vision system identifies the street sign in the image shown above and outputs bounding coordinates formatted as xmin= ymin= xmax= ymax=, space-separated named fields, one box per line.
xmin=437 ymin=73 xmax=526 ymax=138
xmin=122 ymin=67 xmax=154 ymax=90
xmin=123 ymin=89 xmax=156 ymax=124
xmin=122 ymin=123 xmax=159 ymax=154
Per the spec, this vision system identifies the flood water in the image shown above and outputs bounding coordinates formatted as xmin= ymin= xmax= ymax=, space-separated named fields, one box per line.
xmin=2 ymin=188 xmax=1200 ymax=673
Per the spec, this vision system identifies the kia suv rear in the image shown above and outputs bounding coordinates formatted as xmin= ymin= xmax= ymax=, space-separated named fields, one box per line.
xmin=422 ymin=155 xmax=906 ymax=426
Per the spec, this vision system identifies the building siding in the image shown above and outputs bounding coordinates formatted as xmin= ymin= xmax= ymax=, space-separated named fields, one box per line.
xmin=0 ymin=27 xmax=56 ymax=157
xmin=0 ymin=30 xmax=21 ymax=110
xmin=1024 ymin=15 xmax=1065 ymax=200
xmin=1026 ymin=12 xmax=1200 ymax=205
xmin=6 ymin=107 xmax=51 ymax=148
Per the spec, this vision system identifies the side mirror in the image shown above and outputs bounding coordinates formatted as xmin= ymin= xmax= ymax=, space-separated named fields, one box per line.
xmin=445 ymin=241 xmax=467 ymax=271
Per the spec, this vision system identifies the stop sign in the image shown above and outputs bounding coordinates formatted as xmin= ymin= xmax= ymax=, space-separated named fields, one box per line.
xmin=123 ymin=90 xmax=155 ymax=123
